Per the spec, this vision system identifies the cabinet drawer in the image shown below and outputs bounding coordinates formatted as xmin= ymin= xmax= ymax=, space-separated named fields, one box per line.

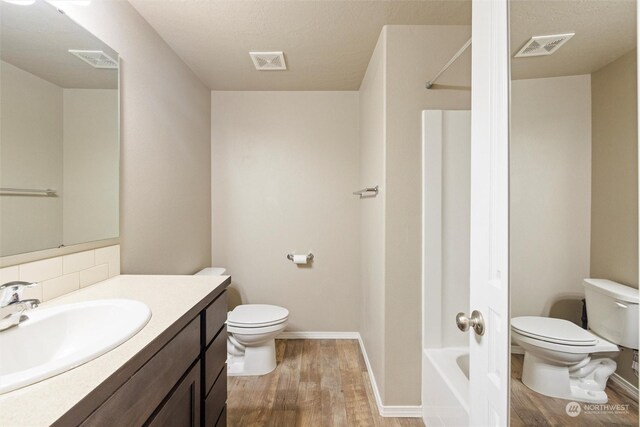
xmin=146 ymin=361 xmax=200 ymax=427
xmin=204 ymin=366 xmax=227 ymax=427
xmin=205 ymin=325 xmax=227 ymax=395
xmin=205 ymin=291 xmax=227 ymax=345
xmin=81 ymin=319 xmax=201 ymax=427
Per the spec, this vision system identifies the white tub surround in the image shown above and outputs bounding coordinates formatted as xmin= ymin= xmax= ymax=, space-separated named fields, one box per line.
xmin=421 ymin=111 xmax=471 ymax=425
xmin=422 ymin=348 xmax=469 ymax=426
xmin=0 ymin=274 xmax=230 ymax=427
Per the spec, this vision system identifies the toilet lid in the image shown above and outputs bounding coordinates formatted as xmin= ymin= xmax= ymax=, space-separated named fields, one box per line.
xmin=511 ymin=316 xmax=597 ymax=346
xmin=227 ymin=304 xmax=289 ymax=327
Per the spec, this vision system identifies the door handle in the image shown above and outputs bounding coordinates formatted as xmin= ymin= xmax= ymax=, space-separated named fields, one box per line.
xmin=456 ymin=310 xmax=485 ymax=336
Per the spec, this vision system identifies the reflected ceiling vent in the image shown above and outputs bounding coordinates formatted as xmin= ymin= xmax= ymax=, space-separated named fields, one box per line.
xmin=249 ymin=51 xmax=287 ymax=71
xmin=514 ymin=33 xmax=575 ymax=58
xmin=68 ymin=50 xmax=118 ymax=69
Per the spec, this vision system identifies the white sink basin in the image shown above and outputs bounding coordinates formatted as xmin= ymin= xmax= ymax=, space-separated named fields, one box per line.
xmin=0 ymin=299 xmax=151 ymax=394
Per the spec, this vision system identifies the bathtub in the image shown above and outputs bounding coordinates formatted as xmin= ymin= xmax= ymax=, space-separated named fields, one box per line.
xmin=422 ymin=347 xmax=469 ymax=426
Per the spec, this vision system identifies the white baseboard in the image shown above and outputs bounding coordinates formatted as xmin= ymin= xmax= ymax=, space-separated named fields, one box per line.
xmin=276 ymin=331 xmax=422 ymax=417
xmin=610 ymin=373 xmax=639 ymax=399
xmin=356 ymin=335 xmax=423 ymax=418
xmin=277 ymin=331 xmax=360 ymax=339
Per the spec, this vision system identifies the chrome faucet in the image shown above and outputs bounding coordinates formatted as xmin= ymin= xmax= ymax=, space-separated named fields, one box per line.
xmin=0 ymin=281 xmax=40 ymax=331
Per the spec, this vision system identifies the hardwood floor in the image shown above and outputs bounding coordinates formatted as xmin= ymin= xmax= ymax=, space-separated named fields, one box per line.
xmin=227 ymin=339 xmax=424 ymax=427
xmin=511 ymin=354 xmax=639 ymax=426
xmin=228 ymin=342 xmax=640 ymax=426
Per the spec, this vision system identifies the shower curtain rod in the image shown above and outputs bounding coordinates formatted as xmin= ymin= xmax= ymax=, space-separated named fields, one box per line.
xmin=425 ymin=38 xmax=472 ymax=89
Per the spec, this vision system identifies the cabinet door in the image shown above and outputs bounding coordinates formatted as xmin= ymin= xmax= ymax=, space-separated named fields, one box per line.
xmin=82 ymin=319 xmax=201 ymax=427
xmin=147 ymin=362 xmax=201 ymax=427
xmin=215 ymin=407 xmax=226 ymax=427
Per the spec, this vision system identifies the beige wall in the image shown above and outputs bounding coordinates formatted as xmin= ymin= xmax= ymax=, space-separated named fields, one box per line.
xmin=0 ymin=61 xmax=63 ymax=256
xmin=591 ymin=50 xmax=638 ymax=387
xmin=359 ymin=29 xmax=387 ymax=397
xmin=63 ymin=89 xmax=119 ymax=246
xmin=591 ymin=50 xmax=638 ymax=288
xmin=383 ymin=25 xmax=471 ymax=406
xmin=510 ymin=75 xmax=593 ymax=318
xmin=211 ymin=91 xmax=361 ymax=332
xmin=55 ymin=1 xmax=211 ymax=274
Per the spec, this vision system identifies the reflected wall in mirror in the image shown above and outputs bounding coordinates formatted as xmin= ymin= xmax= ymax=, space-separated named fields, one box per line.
xmin=509 ymin=0 xmax=638 ymax=424
xmin=0 ymin=1 xmax=119 ymax=257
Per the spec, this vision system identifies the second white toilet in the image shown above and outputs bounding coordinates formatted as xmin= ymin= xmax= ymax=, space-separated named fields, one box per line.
xmin=511 ymin=278 xmax=639 ymax=403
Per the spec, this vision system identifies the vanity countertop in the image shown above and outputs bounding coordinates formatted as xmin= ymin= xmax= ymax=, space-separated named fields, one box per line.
xmin=0 ymin=274 xmax=230 ymax=427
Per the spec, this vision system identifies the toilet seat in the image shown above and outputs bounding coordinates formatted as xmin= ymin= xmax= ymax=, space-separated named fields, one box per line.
xmin=512 ymin=330 xmax=618 ymax=354
xmin=511 ymin=316 xmax=597 ymax=346
xmin=227 ymin=322 xmax=286 ymax=335
xmin=511 ymin=316 xmax=618 ymax=354
xmin=227 ymin=304 xmax=289 ymax=328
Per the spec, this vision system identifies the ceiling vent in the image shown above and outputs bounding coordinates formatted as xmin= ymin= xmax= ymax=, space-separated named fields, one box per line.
xmin=68 ymin=50 xmax=118 ymax=69
xmin=514 ymin=33 xmax=575 ymax=58
xmin=249 ymin=51 xmax=287 ymax=71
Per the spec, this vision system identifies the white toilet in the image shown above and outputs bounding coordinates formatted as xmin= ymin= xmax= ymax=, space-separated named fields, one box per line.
xmin=226 ymin=304 xmax=288 ymax=376
xmin=194 ymin=268 xmax=288 ymax=376
xmin=511 ymin=278 xmax=639 ymax=403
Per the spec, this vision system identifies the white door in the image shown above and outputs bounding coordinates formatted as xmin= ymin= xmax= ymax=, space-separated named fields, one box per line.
xmin=467 ymin=0 xmax=510 ymax=425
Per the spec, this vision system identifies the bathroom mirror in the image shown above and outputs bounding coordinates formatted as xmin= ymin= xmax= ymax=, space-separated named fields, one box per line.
xmin=0 ymin=1 xmax=119 ymax=258
xmin=509 ymin=0 xmax=638 ymax=424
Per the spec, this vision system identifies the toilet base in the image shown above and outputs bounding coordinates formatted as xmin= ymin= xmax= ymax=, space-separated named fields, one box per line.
xmin=227 ymin=338 xmax=277 ymax=376
xmin=521 ymin=352 xmax=616 ymax=403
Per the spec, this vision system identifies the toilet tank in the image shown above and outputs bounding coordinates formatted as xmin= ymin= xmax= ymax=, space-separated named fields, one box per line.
xmin=195 ymin=267 xmax=226 ymax=276
xmin=584 ymin=279 xmax=639 ymax=349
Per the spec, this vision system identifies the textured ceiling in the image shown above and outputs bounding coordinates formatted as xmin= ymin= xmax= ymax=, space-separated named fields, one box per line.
xmin=130 ymin=0 xmax=636 ymax=90
xmin=510 ymin=0 xmax=636 ymax=80
xmin=4 ymin=1 xmax=629 ymax=91
xmin=128 ymin=0 xmax=472 ymax=90
xmin=1 ymin=0 xmax=118 ymax=89
xmin=4 ymin=0 xmax=607 ymax=91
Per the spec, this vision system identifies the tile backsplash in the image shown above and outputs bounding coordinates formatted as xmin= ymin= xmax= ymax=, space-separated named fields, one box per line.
xmin=0 ymin=245 xmax=120 ymax=302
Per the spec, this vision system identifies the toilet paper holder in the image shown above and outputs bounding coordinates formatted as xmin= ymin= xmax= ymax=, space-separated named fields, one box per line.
xmin=286 ymin=253 xmax=314 ymax=262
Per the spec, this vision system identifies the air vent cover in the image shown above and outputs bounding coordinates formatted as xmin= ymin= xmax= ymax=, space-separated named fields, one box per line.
xmin=514 ymin=33 xmax=575 ymax=58
xmin=68 ymin=50 xmax=118 ymax=69
xmin=249 ymin=51 xmax=287 ymax=71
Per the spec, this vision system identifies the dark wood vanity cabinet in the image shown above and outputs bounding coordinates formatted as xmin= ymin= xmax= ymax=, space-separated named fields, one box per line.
xmin=202 ymin=294 xmax=229 ymax=426
xmin=147 ymin=361 xmax=201 ymax=427
xmin=57 ymin=285 xmax=229 ymax=427
xmin=144 ymin=289 xmax=229 ymax=427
